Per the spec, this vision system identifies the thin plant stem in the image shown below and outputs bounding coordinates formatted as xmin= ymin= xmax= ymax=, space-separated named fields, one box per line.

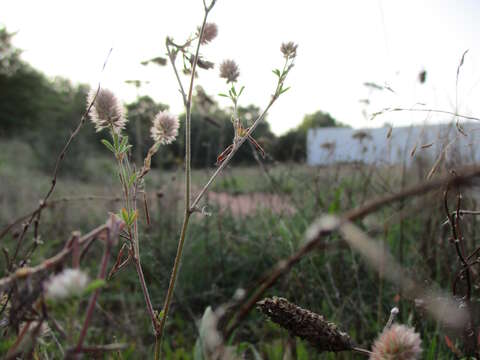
xmin=373 ymin=107 xmax=480 ymax=122
xmin=353 ymin=347 xmax=373 ymax=356
xmin=155 ymin=5 xmax=214 ymax=357
xmin=155 ymin=211 xmax=191 ymax=356
xmin=190 ymin=100 xmax=274 ymax=211
xmin=75 ymin=226 xmax=114 ymax=354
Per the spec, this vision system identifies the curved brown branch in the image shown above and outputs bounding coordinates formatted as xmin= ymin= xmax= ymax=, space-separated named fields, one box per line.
xmin=224 ymin=165 xmax=480 ymax=337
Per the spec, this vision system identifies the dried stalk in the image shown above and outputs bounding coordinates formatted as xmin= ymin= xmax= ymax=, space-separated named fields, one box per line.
xmin=257 ymin=297 xmax=359 ymax=354
xmin=0 ymin=224 xmax=108 ymax=291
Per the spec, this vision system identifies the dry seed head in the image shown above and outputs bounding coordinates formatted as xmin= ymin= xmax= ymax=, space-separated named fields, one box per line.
xmin=44 ymin=268 xmax=89 ymax=300
xmin=219 ymin=59 xmax=240 ymax=83
xmin=88 ymin=88 xmax=127 ymax=133
xmin=281 ymin=41 xmax=298 ymax=59
xmin=257 ymin=297 xmax=354 ymax=353
xmin=370 ymin=324 xmax=422 ymax=360
xmin=151 ymin=110 xmax=180 ymax=145
xmin=199 ymin=22 xmax=218 ymax=45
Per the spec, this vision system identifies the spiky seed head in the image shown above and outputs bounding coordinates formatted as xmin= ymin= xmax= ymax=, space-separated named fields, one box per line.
xmin=257 ymin=297 xmax=353 ymax=353
xmin=219 ymin=59 xmax=240 ymax=83
xmin=199 ymin=23 xmax=218 ymax=45
xmin=44 ymin=268 xmax=89 ymax=300
xmin=151 ymin=111 xmax=180 ymax=145
xmin=370 ymin=324 xmax=422 ymax=360
xmin=87 ymin=88 xmax=127 ymax=133
xmin=280 ymin=42 xmax=298 ymax=59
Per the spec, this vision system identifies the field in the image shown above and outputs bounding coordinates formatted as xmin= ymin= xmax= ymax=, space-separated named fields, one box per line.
xmin=2 ymin=135 xmax=478 ymax=359
xmin=1 ymin=4 xmax=480 ymax=358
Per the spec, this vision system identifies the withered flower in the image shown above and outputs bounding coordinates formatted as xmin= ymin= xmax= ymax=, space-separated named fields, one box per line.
xmin=219 ymin=59 xmax=240 ymax=83
xmin=199 ymin=22 xmax=218 ymax=45
xmin=280 ymin=41 xmax=298 ymax=59
xmin=257 ymin=297 xmax=353 ymax=353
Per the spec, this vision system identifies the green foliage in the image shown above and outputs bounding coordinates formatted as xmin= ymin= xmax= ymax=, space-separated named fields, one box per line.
xmin=298 ymin=110 xmax=348 ymax=133
xmin=273 ymin=110 xmax=347 ymax=162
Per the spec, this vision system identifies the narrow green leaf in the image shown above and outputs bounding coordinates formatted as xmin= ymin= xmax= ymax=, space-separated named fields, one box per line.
xmin=218 ymin=93 xmax=229 ymax=98
xmin=101 ymin=139 xmax=115 ymax=153
xmin=280 ymin=86 xmax=291 ymax=95
xmin=83 ymin=279 xmax=106 ymax=295
xmin=129 ymin=210 xmax=138 ymax=225
xmin=238 ymin=86 xmax=245 ymax=97
xmin=121 ymin=208 xmax=129 ymax=223
xmin=128 ymin=173 xmax=137 ymax=187
xmin=113 ymin=132 xmax=120 ymax=150
xmin=120 ymin=136 xmax=129 ymax=148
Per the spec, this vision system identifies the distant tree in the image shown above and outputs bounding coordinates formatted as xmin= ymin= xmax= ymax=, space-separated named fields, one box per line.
xmin=273 ymin=110 xmax=347 ymax=162
xmin=0 ymin=27 xmax=22 ymax=76
xmin=298 ymin=110 xmax=348 ymax=133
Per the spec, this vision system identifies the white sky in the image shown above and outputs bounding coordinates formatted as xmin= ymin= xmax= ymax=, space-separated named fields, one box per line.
xmin=2 ymin=0 xmax=480 ymax=135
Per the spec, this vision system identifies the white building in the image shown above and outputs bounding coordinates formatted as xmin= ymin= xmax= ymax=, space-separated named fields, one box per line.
xmin=307 ymin=122 xmax=480 ymax=166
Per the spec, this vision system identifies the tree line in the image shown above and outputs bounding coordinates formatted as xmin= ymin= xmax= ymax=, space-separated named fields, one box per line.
xmin=0 ymin=27 xmax=348 ymax=175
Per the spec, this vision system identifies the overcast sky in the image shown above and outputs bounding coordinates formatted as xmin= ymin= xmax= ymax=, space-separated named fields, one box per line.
xmin=2 ymin=0 xmax=480 ymax=134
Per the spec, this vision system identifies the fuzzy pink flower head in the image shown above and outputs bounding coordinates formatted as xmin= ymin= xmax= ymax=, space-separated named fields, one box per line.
xmin=151 ymin=111 xmax=180 ymax=145
xmin=280 ymin=41 xmax=298 ymax=59
xmin=219 ymin=59 xmax=240 ymax=83
xmin=199 ymin=22 xmax=218 ymax=45
xmin=87 ymin=88 xmax=127 ymax=133
xmin=370 ymin=324 xmax=422 ymax=360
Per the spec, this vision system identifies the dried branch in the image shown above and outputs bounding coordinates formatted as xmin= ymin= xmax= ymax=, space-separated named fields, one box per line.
xmin=0 ymin=224 xmax=108 ymax=291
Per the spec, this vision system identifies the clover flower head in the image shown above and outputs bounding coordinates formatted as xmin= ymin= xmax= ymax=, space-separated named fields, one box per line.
xmin=151 ymin=111 xmax=180 ymax=145
xmin=370 ymin=324 xmax=422 ymax=360
xmin=280 ymin=41 xmax=298 ymax=59
xmin=44 ymin=268 xmax=89 ymax=300
xmin=87 ymin=88 xmax=127 ymax=133
xmin=199 ymin=23 xmax=218 ymax=45
xmin=219 ymin=59 xmax=240 ymax=83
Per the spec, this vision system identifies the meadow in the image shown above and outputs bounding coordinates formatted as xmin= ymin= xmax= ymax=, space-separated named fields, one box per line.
xmin=1 ymin=1 xmax=480 ymax=358
xmin=2 ymin=133 xmax=479 ymax=358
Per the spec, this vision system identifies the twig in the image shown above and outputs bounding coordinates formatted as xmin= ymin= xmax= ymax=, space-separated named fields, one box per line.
xmin=0 ymin=196 xmax=121 ymax=241
xmin=74 ymin=215 xmax=121 ymax=354
xmin=372 ymin=107 xmax=480 ymax=122
xmin=0 ymin=224 xmax=108 ymax=291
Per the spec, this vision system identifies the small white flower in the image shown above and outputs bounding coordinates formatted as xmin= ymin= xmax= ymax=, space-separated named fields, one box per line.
xmin=219 ymin=60 xmax=240 ymax=83
xmin=370 ymin=324 xmax=422 ymax=360
xmin=150 ymin=111 xmax=180 ymax=145
xmin=44 ymin=268 xmax=89 ymax=300
xmin=87 ymin=88 xmax=127 ymax=133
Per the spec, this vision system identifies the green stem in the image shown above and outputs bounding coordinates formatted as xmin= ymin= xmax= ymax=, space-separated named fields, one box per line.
xmin=155 ymin=210 xmax=191 ymax=355
xmin=155 ymin=9 xmax=212 ymax=359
